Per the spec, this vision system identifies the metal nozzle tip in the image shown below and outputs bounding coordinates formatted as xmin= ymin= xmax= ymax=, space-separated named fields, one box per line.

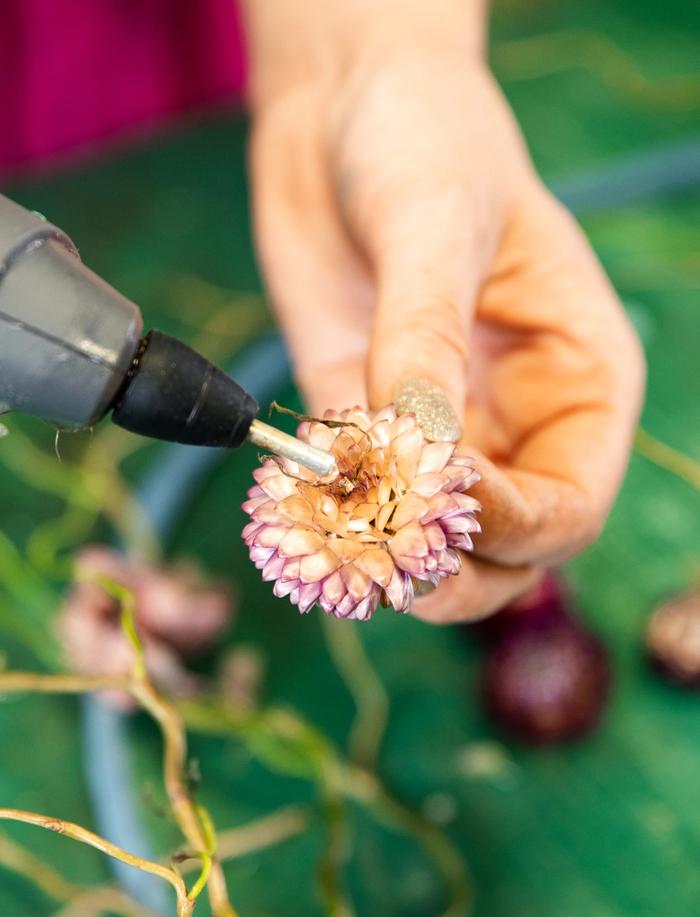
xmin=247 ymin=419 xmax=336 ymax=477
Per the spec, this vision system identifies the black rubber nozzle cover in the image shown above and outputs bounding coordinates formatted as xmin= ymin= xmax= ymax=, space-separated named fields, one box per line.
xmin=111 ymin=330 xmax=258 ymax=448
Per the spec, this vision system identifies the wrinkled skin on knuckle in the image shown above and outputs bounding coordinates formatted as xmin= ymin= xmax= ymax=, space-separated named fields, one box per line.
xmin=372 ymin=299 xmax=468 ymax=366
xmin=328 ymin=56 xmax=519 ymax=231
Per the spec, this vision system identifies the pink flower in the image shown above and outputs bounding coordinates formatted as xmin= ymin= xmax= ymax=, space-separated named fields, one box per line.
xmin=242 ymin=406 xmax=480 ymax=620
xmin=56 ymin=547 xmax=233 ymax=707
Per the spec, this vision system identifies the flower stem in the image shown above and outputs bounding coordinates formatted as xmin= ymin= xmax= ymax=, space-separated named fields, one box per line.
xmin=0 ymin=808 xmax=191 ymax=915
xmin=0 ymin=827 xmax=84 ymax=902
xmin=635 ymin=427 xmax=700 ymax=492
xmin=320 ymin=615 xmax=389 ymax=768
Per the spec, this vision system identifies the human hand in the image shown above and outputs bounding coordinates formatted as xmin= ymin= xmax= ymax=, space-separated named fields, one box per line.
xmin=243 ymin=1 xmax=645 ymax=622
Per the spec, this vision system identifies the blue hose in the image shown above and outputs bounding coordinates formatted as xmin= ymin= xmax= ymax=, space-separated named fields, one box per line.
xmin=551 ymin=133 xmax=700 ymax=214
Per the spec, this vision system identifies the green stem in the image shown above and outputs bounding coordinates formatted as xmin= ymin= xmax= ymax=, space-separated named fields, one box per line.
xmin=180 ymin=699 xmax=472 ymax=916
xmin=635 ymin=427 xmax=700 ymax=492
xmin=320 ymin=615 xmax=389 ymax=768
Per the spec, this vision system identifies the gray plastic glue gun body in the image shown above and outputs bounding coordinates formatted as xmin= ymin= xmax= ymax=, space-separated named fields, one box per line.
xmin=0 ymin=194 xmax=142 ymax=429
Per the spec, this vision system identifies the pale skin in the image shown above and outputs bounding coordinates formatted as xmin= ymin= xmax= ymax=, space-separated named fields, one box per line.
xmin=241 ymin=0 xmax=646 ymax=623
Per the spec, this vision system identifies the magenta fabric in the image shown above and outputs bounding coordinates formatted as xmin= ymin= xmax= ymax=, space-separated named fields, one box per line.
xmin=0 ymin=0 xmax=247 ymax=175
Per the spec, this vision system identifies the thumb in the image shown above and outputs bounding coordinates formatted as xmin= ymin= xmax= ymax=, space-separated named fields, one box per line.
xmin=368 ymin=276 xmax=469 ymax=440
xmin=361 ymin=184 xmax=492 ymax=438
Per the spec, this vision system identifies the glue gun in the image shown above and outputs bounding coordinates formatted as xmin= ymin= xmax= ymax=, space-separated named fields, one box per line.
xmin=0 ymin=194 xmax=335 ymax=477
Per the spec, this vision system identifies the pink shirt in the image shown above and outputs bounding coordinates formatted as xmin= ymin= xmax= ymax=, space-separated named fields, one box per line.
xmin=0 ymin=0 xmax=247 ymax=176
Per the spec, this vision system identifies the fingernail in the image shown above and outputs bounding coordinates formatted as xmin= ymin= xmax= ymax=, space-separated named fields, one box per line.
xmin=394 ymin=378 xmax=462 ymax=442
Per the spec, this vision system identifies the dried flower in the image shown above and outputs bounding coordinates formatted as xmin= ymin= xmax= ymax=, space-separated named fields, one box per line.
xmin=57 ymin=546 xmax=233 ymax=707
xmin=646 ymin=591 xmax=700 ymax=687
xmin=242 ymin=406 xmax=480 ymax=620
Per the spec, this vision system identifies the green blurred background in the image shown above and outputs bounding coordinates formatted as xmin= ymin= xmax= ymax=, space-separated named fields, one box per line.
xmin=1 ymin=0 xmax=700 ymax=914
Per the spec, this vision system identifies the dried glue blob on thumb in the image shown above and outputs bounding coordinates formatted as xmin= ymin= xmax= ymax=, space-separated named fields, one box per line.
xmin=242 ymin=406 xmax=480 ymax=620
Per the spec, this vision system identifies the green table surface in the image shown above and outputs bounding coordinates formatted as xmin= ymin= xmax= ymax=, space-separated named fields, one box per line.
xmin=1 ymin=1 xmax=700 ymax=914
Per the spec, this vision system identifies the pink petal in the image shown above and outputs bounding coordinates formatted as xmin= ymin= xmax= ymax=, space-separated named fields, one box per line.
xmin=392 ymin=428 xmax=424 ymax=483
xmin=254 ymin=526 xmax=289 ymax=549
xmin=318 ymin=595 xmax=336 ymax=615
xmin=280 ymin=458 xmax=314 ymax=481
xmin=389 ymin=522 xmax=429 ymax=563
xmin=443 ymin=515 xmax=480 ymax=535
xmin=241 ymin=495 xmax=269 ymax=515
xmin=375 ymin=501 xmax=396 ymax=533
xmin=262 ymin=553 xmax=286 ymax=582
xmin=249 ymin=545 xmax=274 ymax=566
xmin=340 ymin=563 xmax=372 ymax=601
xmin=424 ymin=522 xmax=447 ymax=552
xmin=297 ymin=582 xmax=322 ymax=613
xmin=384 ymin=568 xmax=413 ymax=613
xmin=344 ymin=407 xmax=372 ymax=429
xmin=417 ymin=441 xmax=455 ymax=475
xmin=299 ymin=548 xmax=340 ymax=584
xmin=442 ymin=465 xmax=479 ymax=494
xmin=369 ymin=419 xmax=392 ymax=447
xmin=307 ymin=422 xmax=339 ymax=452
xmin=392 ymin=425 xmax=424 ymax=457
xmin=349 ymin=595 xmax=374 ymax=621
xmin=278 ymin=528 xmax=324 ymax=558
xmin=252 ymin=462 xmax=279 ymax=483
xmin=355 ymin=547 xmax=395 ymax=588
xmin=423 ymin=492 xmax=459 ymax=523
xmin=242 ymin=521 xmax=264 ymax=545
xmin=282 ymin=559 xmax=301 ymax=580
xmin=327 ymin=539 xmax=365 ymax=564
xmin=411 ymin=473 xmax=450 ymax=498
xmin=335 ymin=592 xmax=359 ymax=618
xmin=436 ymin=548 xmax=461 ymax=576
xmin=377 ymin=476 xmax=394 ymax=505
xmin=452 ymin=492 xmax=481 ymax=514
xmin=372 ymin=405 xmax=397 ymax=426
xmin=401 ymin=556 xmax=428 ymax=577
xmin=392 ymin=493 xmax=429 ymax=530
xmin=276 ymin=494 xmax=314 ymax=524
xmin=447 ymin=533 xmax=474 ymax=552
xmin=319 ymin=495 xmax=340 ymax=521
xmin=351 ymin=502 xmax=380 ymax=522
xmin=251 ymin=503 xmax=287 ymax=525
xmin=273 ymin=579 xmax=298 ymax=598
xmin=322 ymin=571 xmax=346 ymax=606
xmin=259 ymin=474 xmax=300 ymax=501
xmin=389 ymin=414 xmax=418 ymax=438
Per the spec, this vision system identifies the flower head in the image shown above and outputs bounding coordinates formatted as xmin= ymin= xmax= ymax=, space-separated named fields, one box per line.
xmin=646 ymin=591 xmax=700 ymax=686
xmin=242 ymin=406 xmax=480 ymax=620
xmin=57 ymin=547 xmax=233 ymax=707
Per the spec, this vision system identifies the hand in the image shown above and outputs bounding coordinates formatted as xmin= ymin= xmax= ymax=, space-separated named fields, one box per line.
xmin=244 ymin=2 xmax=645 ymax=622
